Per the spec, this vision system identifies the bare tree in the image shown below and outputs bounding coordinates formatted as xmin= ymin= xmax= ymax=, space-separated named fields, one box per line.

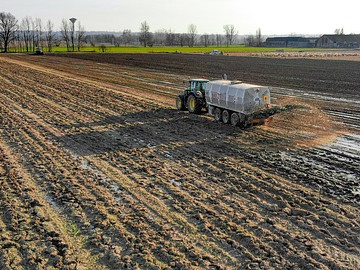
xmin=200 ymin=34 xmax=209 ymax=47
xmin=139 ymin=21 xmax=151 ymax=47
xmin=76 ymin=21 xmax=85 ymax=51
xmin=45 ymin=20 xmax=55 ymax=52
xmin=20 ymin=17 xmax=32 ymax=52
xmin=223 ymin=24 xmax=237 ymax=47
xmin=165 ymin=29 xmax=175 ymax=46
xmin=35 ymin=18 xmax=43 ymax=48
xmin=244 ymin=35 xmax=256 ymax=46
xmin=179 ymin=33 xmax=188 ymax=47
xmin=0 ymin=12 xmax=18 ymax=52
xmin=153 ymin=29 xmax=166 ymax=46
xmin=122 ymin=29 xmax=132 ymax=46
xmin=31 ymin=19 xmax=36 ymax=51
xmin=187 ymin=24 xmax=197 ymax=47
xmin=60 ymin=19 xmax=71 ymax=51
xmin=215 ymin=34 xmax=223 ymax=46
xmin=334 ymin=28 xmax=344 ymax=35
xmin=255 ymin=28 xmax=263 ymax=46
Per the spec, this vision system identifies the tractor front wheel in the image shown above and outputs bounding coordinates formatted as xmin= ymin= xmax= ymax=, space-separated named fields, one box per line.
xmin=176 ymin=96 xmax=185 ymax=111
xmin=187 ymin=95 xmax=202 ymax=114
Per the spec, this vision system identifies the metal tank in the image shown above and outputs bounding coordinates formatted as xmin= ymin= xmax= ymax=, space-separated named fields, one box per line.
xmin=205 ymin=80 xmax=271 ymax=115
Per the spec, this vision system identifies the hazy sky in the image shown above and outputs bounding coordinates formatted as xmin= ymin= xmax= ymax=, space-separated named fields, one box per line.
xmin=2 ymin=0 xmax=360 ymax=35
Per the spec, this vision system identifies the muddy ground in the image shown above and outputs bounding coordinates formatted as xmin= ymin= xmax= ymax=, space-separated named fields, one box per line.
xmin=0 ymin=54 xmax=359 ymax=269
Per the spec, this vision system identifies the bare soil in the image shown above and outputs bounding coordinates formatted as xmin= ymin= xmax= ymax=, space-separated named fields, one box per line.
xmin=0 ymin=54 xmax=359 ymax=270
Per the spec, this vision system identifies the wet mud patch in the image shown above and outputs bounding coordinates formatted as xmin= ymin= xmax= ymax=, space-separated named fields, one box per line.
xmin=260 ymin=96 xmax=347 ymax=149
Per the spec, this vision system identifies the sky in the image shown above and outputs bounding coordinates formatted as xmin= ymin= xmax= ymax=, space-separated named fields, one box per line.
xmin=1 ymin=0 xmax=360 ymax=35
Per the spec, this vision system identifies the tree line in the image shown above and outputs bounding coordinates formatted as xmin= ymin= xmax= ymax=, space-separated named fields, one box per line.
xmin=0 ymin=12 xmax=86 ymax=53
xmin=0 ymin=11 xmax=264 ymax=53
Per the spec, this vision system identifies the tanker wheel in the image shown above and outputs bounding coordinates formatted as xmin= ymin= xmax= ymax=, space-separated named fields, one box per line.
xmin=222 ymin=110 xmax=230 ymax=124
xmin=187 ymin=95 xmax=202 ymax=114
xmin=214 ymin=108 xmax=222 ymax=122
xmin=230 ymin=112 xmax=240 ymax=126
xmin=176 ymin=96 xmax=185 ymax=110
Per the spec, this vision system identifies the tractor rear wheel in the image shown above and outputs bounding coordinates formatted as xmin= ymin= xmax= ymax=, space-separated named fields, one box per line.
xmin=222 ymin=110 xmax=230 ymax=124
xmin=214 ymin=108 xmax=222 ymax=122
xmin=176 ymin=96 xmax=185 ymax=110
xmin=187 ymin=95 xmax=202 ymax=114
xmin=230 ymin=112 xmax=240 ymax=126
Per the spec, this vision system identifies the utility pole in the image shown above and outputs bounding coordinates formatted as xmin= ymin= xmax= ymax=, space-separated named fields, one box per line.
xmin=69 ymin=17 xmax=77 ymax=52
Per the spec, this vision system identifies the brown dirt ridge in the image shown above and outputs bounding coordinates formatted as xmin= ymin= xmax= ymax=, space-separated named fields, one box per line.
xmin=0 ymin=54 xmax=359 ymax=269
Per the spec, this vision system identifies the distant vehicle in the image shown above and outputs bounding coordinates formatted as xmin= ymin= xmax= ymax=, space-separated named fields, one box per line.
xmin=209 ymin=50 xmax=223 ymax=55
xmin=35 ymin=47 xmax=44 ymax=55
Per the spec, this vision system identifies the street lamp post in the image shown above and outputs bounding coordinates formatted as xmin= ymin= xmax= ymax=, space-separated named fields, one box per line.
xmin=69 ymin=17 xmax=77 ymax=52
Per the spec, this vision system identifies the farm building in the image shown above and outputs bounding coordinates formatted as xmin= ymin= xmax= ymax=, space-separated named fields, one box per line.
xmin=265 ymin=37 xmax=316 ymax=48
xmin=316 ymin=34 xmax=360 ymax=48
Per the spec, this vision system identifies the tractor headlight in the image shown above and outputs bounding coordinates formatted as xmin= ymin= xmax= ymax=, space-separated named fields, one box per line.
xmin=196 ymin=91 xmax=202 ymax=96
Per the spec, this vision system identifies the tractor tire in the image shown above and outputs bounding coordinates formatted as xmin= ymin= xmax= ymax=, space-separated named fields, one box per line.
xmin=222 ymin=110 xmax=230 ymax=124
xmin=214 ymin=108 xmax=222 ymax=122
xmin=187 ymin=95 xmax=202 ymax=114
xmin=176 ymin=96 xmax=185 ymax=111
xmin=230 ymin=112 xmax=240 ymax=126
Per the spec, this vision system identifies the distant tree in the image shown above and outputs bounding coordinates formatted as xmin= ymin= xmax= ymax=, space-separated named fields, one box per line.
xmin=20 ymin=17 xmax=32 ymax=52
xmin=200 ymin=34 xmax=209 ymax=47
xmin=153 ymin=28 xmax=166 ymax=46
xmin=187 ymin=24 xmax=197 ymax=47
xmin=99 ymin=44 xmax=107 ymax=52
xmin=0 ymin=12 xmax=18 ymax=52
xmin=122 ymin=29 xmax=132 ymax=46
xmin=255 ymin=28 xmax=263 ymax=46
xmin=215 ymin=34 xmax=223 ymax=46
xmin=114 ymin=36 xmax=121 ymax=46
xmin=223 ymin=24 xmax=237 ymax=47
xmin=179 ymin=33 xmax=188 ymax=47
xmin=31 ymin=19 xmax=36 ymax=51
xmin=139 ymin=21 xmax=152 ymax=47
xmin=208 ymin=34 xmax=216 ymax=46
xmin=334 ymin=28 xmax=344 ymax=35
xmin=76 ymin=21 xmax=85 ymax=51
xmin=45 ymin=20 xmax=55 ymax=52
xmin=35 ymin=18 xmax=43 ymax=48
xmin=245 ymin=35 xmax=256 ymax=46
xmin=164 ymin=29 xmax=175 ymax=46
xmin=60 ymin=19 xmax=71 ymax=51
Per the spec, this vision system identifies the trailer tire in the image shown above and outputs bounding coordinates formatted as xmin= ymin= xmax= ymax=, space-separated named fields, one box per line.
xmin=187 ymin=95 xmax=202 ymax=114
xmin=230 ymin=112 xmax=240 ymax=126
xmin=222 ymin=110 xmax=230 ymax=124
xmin=214 ymin=108 xmax=222 ymax=122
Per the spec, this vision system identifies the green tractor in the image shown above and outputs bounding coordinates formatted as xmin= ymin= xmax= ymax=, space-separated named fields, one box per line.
xmin=176 ymin=78 xmax=209 ymax=114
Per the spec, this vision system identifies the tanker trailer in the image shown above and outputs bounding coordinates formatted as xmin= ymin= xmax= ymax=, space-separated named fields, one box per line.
xmin=205 ymin=80 xmax=271 ymax=126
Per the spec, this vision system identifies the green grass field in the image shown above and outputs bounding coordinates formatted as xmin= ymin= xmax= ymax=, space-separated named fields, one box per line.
xmin=6 ymin=45 xmax=326 ymax=54
xmin=48 ymin=45 xmax=321 ymax=54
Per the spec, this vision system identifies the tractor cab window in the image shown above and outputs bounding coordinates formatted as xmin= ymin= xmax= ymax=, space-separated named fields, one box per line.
xmin=191 ymin=81 xmax=202 ymax=90
xmin=190 ymin=81 xmax=198 ymax=90
xmin=200 ymin=82 xmax=207 ymax=90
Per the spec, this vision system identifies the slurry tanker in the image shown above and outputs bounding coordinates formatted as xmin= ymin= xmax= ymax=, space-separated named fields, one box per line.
xmin=176 ymin=77 xmax=276 ymax=126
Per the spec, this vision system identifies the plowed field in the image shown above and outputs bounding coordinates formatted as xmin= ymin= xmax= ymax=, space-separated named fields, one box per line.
xmin=0 ymin=54 xmax=359 ymax=270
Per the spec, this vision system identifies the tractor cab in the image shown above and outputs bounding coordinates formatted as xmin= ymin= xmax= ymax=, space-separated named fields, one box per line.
xmin=176 ymin=78 xmax=209 ymax=114
xmin=187 ymin=79 xmax=208 ymax=92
